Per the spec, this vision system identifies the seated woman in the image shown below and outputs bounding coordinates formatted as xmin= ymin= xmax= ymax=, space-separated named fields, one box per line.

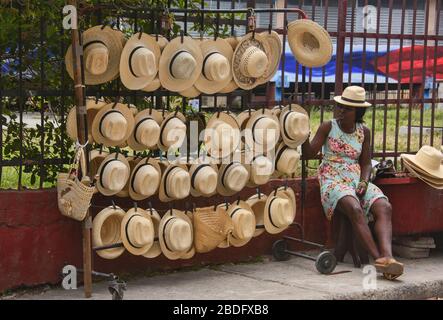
xmin=302 ymin=86 xmax=404 ymax=280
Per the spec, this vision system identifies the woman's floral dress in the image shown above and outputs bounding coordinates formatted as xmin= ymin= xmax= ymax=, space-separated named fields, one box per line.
xmin=318 ymin=119 xmax=387 ymax=221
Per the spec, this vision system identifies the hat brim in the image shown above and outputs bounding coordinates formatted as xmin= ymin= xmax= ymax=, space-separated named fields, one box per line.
xmin=402 ymin=160 xmax=443 ymax=189
xmin=127 ymin=109 xmax=163 ymax=151
xmin=158 ymin=161 xmax=190 ymax=202
xmin=280 ymin=104 xmax=310 ymax=148
xmin=116 ymin=157 xmax=140 ymax=198
xmin=333 ymin=96 xmax=371 ymax=108
xmin=205 ymin=111 xmax=241 ymax=159
xmin=219 ymin=80 xmax=239 ymax=93
xmin=128 ymin=157 xmax=162 ymax=201
xmin=157 ymin=111 xmax=187 ymax=151
xmin=401 ymin=155 xmax=443 ymax=180
xmin=96 ymin=153 xmax=131 ymax=196
xmin=264 ymin=186 xmax=296 ymax=234
xmin=121 ymin=208 xmax=155 ymax=256
xmin=66 ymin=99 xmax=107 ymax=143
xmin=246 ymin=193 xmax=267 ymax=237
xmin=142 ymin=209 xmax=162 ymax=258
xmin=257 ymin=31 xmax=282 ymax=85
xmin=179 ymin=85 xmax=201 ymax=98
xmin=189 ymin=162 xmax=219 ymax=197
xmin=92 ymin=206 xmax=126 ymax=259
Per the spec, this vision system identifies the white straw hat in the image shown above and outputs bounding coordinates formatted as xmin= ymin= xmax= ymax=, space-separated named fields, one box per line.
xmin=127 ymin=109 xmax=163 ymax=151
xmin=142 ymin=207 xmax=162 ymax=258
xmin=245 ymin=109 xmax=280 ymax=152
xmin=246 ymin=193 xmax=267 ymax=237
xmin=401 ymin=145 xmax=443 ymax=180
xmin=158 ymin=161 xmax=191 ymax=202
xmin=279 ymin=104 xmax=310 ymax=148
xmin=92 ymin=206 xmax=126 ymax=259
xmin=333 ymin=86 xmax=372 ymax=107
xmin=257 ymin=31 xmax=282 ymax=85
xmin=402 ymin=160 xmax=443 ymax=189
xmin=204 ymin=112 xmax=241 ymax=160
xmin=264 ymin=187 xmax=296 ymax=234
xmin=219 ymin=36 xmax=240 ymax=93
xmin=217 ymin=161 xmax=249 ymax=196
xmin=116 ymin=157 xmax=140 ymax=198
xmin=218 ymin=200 xmax=255 ymax=248
xmin=275 ymin=142 xmax=300 ymax=176
xmin=96 ymin=153 xmax=130 ymax=196
xmin=244 ymin=153 xmax=274 ymax=187
xmin=189 ymin=160 xmax=219 ymax=197
xmin=128 ymin=157 xmax=162 ymax=201
xmin=142 ymin=35 xmax=169 ymax=92
xmin=158 ymin=111 xmax=187 ymax=151
xmin=121 ymin=207 xmax=155 ymax=256
xmin=159 ymin=209 xmax=194 ymax=260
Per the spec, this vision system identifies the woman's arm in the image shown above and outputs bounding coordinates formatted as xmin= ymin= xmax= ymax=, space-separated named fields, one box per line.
xmin=301 ymin=121 xmax=332 ymax=159
xmin=357 ymin=126 xmax=372 ymax=197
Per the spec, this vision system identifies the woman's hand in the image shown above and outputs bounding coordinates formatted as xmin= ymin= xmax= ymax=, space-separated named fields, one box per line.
xmin=356 ymin=180 xmax=368 ymax=198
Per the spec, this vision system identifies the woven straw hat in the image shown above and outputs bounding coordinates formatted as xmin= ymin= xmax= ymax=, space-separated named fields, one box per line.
xmin=264 ymin=186 xmax=296 ymax=234
xmin=217 ymin=161 xmax=249 ymax=196
xmin=66 ymin=98 xmax=107 ymax=143
xmin=204 ymin=112 xmax=241 ymax=160
xmin=142 ymin=207 xmax=162 ymax=258
xmin=333 ymin=85 xmax=372 ymax=107
xmin=242 ymin=153 xmax=274 ymax=187
xmin=96 ymin=153 xmax=130 ymax=196
xmin=116 ymin=157 xmax=140 ymax=198
xmin=275 ymin=142 xmax=300 ymax=176
xmin=91 ymin=103 xmax=135 ymax=147
xmin=120 ymin=207 xmax=155 ymax=256
xmin=158 ymin=161 xmax=191 ymax=202
xmin=194 ymin=38 xmax=233 ymax=94
xmin=219 ymin=200 xmax=255 ymax=248
xmin=257 ymin=31 xmax=282 ymax=85
xmin=246 ymin=193 xmax=267 ymax=237
xmin=159 ymin=209 xmax=194 ymax=260
xmin=142 ymin=35 xmax=169 ymax=92
xmin=158 ymin=111 xmax=187 ymax=151
xmin=159 ymin=36 xmax=203 ymax=92
xmin=245 ymin=109 xmax=280 ymax=152
xmin=65 ymin=25 xmax=124 ymax=85
xmin=127 ymin=109 xmax=163 ymax=151
xmin=218 ymin=36 xmax=240 ymax=93
xmin=401 ymin=145 xmax=443 ymax=180
xmin=179 ymin=85 xmax=201 ymax=98
xmin=92 ymin=206 xmax=126 ymax=259
xmin=287 ymin=19 xmax=333 ymax=68
xmin=402 ymin=160 xmax=443 ymax=189
xmin=189 ymin=160 xmax=219 ymax=197
xmin=279 ymin=104 xmax=310 ymax=148
xmin=232 ymin=32 xmax=271 ymax=90
xmin=128 ymin=157 xmax=162 ymax=201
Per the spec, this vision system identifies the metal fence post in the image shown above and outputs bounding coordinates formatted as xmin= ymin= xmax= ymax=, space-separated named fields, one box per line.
xmin=335 ymin=0 xmax=347 ymax=97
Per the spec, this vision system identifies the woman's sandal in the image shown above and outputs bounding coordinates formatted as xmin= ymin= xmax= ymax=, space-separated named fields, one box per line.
xmin=375 ymin=257 xmax=404 ymax=280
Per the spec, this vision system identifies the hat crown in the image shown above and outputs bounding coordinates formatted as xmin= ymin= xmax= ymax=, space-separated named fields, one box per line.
xmin=167 ymin=167 xmax=191 ymax=199
xmin=85 ymin=43 xmax=109 ymax=75
xmin=128 ymin=215 xmax=154 ymax=247
xmin=231 ymin=208 xmax=255 ymax=239
xmin=165 ymin=218 xmax=192 ymax=252
xmin=240 ymin=46 xmax=268 ymax=78
xmin=131 ymin=48 xmax=157 ymax=78
xmin=204 ymin=53 xmax=230 ymax=82
xmin=102 ymin=161 xmax=129 ymax=191
xmin=162 ymin=117 xmax=187 ymax=148
xmin=342 ymin=85 xmax=367 ymax=103
xmin=251 ymin=156 xmax=273 ymax=184
xmin=194 ymin=166 xmax=217 ymax=194
xmin=270 ymin=197 xmax=293 ymax=227
xmin=415 ymin=145 xmax=443 ymax=170
xmin=136 ymin=118 xmax=160 ymax=147
xmin=133 ymin=165 xmax=160 ymax=196
xmin=170 ymin=51 xmax=197 ymax=79
xmin=253 ymin=117 xmax=279 ymax=146
xmin=225 ymin=164 xmax=249 ymax=192
xmin=277 ymin=148 xmax=300 ymax=174
xmin=285 ymin=112 xmax=310 ymax=140
xmin=101 ymin=112 xmax=128 ymax=141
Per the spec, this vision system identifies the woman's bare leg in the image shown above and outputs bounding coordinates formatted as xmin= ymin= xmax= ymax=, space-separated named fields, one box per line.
xmin=370 ymin=198 xmax=393 ymax=258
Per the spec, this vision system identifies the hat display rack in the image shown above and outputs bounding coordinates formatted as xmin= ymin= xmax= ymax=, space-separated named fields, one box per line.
xmin=66 ymin=0 xmax=336 ymax=299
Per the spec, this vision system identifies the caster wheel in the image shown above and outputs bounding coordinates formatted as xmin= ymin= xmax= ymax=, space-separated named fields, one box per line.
xmin=272 ymin=240 xmax=290 ymax=261
xmin=110 ymin=288 xmax=124 ymax=300
xmin=315 ymin=251 xmax=337 ymax=274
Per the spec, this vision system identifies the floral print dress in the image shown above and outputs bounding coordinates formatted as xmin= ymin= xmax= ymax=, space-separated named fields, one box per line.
xmin=318 ymin=119 xmax=387 ymax=221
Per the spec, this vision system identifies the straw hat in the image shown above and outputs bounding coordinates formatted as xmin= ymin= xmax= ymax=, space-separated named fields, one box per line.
xmin=159 ymin=209 xmax=194 ymax=260
xmin=244 ymin=153 xmax=274 ymax=187
xmin=189 ymin=160 xmax=219 ymax=197
xmin=128 ymin=157 xmax=162 ymax=201
xmin=219 ymin=200 xmax=255 ymax=248
xmin=95 ymin=153 xmax=130 ymax=196
xmin=158 ymin=161 xmax=191 ymax=202
xmin=88 ymin=149 xmax=109 ymax=183
xmin=204 ymin=112 xmax=241 ymax=160
xmin=287 ymin=19 xmax=333 ymax=68
xmin=217 ymin=161 xmax=249 ymax=196
xmin=159 ymin=36 xmax=203 ymax=92
xmin=246 ymin=193 xmax=267 ymax=237
xmin=158 ymin=111 xmax=187 ymax=151
xmin=127 ymin=109 xmax=163 ymax=151
xmin=142 ymin=35 xmax=169 ymax=92
xmin=401 ymin=145 xmax=443 ymax=180
xmin=91 ymin=103 xmax=135 ymax=147
xmin=402 ymin=160 xmax=443 ymax=190
xmin=264 ymin=186 xmax=296 ymax=234
xmin=92 ymin=206 xmax=126 ymax=259
xmin=232 ymin=32 xmax=271 ymax=90
xmin=279 ymin=104 xmax=310 ymax=148
xmin=218 ymin=36 xmax=240 ymax=93
xmin=179 ymin=85 xmax=201 ymax=98
xmin=142 ymin=207 xmax=162 ymax=258
xmin=245 ymin=109 xmax=280 ymax=152
xmin=257 ymin=31 xmax=282 ymax=85
xmin=65 ymin=25 xmax=124 ymax=85
xmin=275 ymin=142 xmax=300 ymax=176
xmin=120 ymin=207 xmax=155 ymax=256
xmin=66 ymin=98 xmax=107 ymax=143
xmin=333 ymin=86 xmax=372 ymax=108
xmin=120 ymin=33 xmax=161 ymax=90
xmin=116 ymin=157 xmax=140 ymax=198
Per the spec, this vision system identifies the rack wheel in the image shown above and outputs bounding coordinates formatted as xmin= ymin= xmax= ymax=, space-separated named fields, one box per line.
xmin=272 ymin=239 xmax=290 ymax=261
xmin=108 ymin=279 xmax=126 ymax=300
xmin=315 ymin=251 xmax=337 ymax=274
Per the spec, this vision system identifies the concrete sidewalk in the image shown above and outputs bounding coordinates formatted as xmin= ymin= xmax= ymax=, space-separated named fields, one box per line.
xmin=8 ymin=251 xmax=443 ymax=300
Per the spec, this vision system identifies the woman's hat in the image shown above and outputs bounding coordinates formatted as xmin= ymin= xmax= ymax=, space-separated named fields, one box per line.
xmin=66 ymin=98 xmax=107 ymax=143
xmin=219 ymin=200 xmax=255 ymax=248
xmin=245 ymin=109 xmax=280 ymax=152
xmin=275 ymin=142 xmax=300 ymax=176
xmin=401 ymin=145 xmax=443 ymax=180
xmin=333 ymin=86 xmax=372 ymax=108
xmin=128 ymin=157 xmax=162 ymax=201
xmin=232 ymin=32 xmax=271 ymax=90
xmin=91 ymin=103 xmax=135 ymax=147
xmin=158 ymin=111 xmax=187 ymax=151
xmin=120 ymin=207 xmax=155 ymax=256
xmin=217 ymin=161 xmax=249 ymax=196
xmin=142 ymin=207 xmax=162 ymax=258
xmin=189 ymin=160 xmax=219 ymax=197
xmin=264 ymin=186 xmax=296 ymax=234
xmin=159 ymin=36 xmax=203 ymax=92
xmin=244 ymin=153 xmax=274 ymax=187
xmin=257 ymin=31 xmax=282 ymax=85
xmin=287 ymin=19 xmax=333 ymax=68
xmin=204 ymin=112 xmax=241 ymax=159
xmin=179 ymin=85 xmax=201 ymax=98
xmin=279 ymin=104 xmax=310 ymax=148
xmin=96 ymin=153 xmax=130 ymax=196
xmin=127 ymin=109 xmax=163 ymax=151
xmin=116 ymin=157 xmax=141 ymax=198
xmin=65 ymin=25 xmax=124 ymax=85
xmin=159 ymin=209 xmax=195 ymax=260
xmin=142 ymin=35 xmax=169 ymax=92
xmin=194 ymin=38 xmax=233 ymax=94
xmin=92 ymin=206 xmax=126 ymax=259
xmin=158 ymin=161 xmax=191 ymax=202
xmin=246 ymin=193 xmax=267 ymax=237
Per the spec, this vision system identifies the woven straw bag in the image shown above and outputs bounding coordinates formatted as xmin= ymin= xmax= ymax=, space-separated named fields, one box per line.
xmin=193 ymin=206 xmax=234 ymax=253
xmin=57 ymin=146 xmax=95 ymax=221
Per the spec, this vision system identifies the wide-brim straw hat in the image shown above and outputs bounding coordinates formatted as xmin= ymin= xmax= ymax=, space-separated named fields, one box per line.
xmin=246 ymin=193 xmax=267 ymax=237
xmin=217 ymin=161 xmax=249 ymax=196
xmin=159 ymin=36 xmax=203 ymax=92
xmin=242 ymin=152 xmax=274 ymax=187
xmin=194 ymin=38 xmax=233 ymax=94
xmin=287 ymin=19 xmax=333 ymax=68
xmin=127 ymin=109 xmax=163 ymax=151
xmin=120 ymin=207 xmax=155 ymax=256
xmin=245 ymin=109 xmax=281 ymax=152
xmin=128 ymin=157 xmax=162 ymax=201
xmin=333 ymin=85 xmax=372 ymax=107
xmin=157 ymin=111 xmax=187 ymax=151
xmin=264 ymin=186 xmax=296 ymax=234
xmin=219 ymin=200 xmax=255 ymax=248
xmin=92 ymin=206 xmax=126 ymax=259
xmin=179 ymin=85 xmax=201 ymax=98
xmin=91 ymin=102 xmax=135 ymax=147
xmin=275 ymin=142 xmax=300 ymax=176
xmin=189 ymin=160 xmax=219 ymax=197
xmin=402 ymin=160 xmax=443 ymax=189
xmin=96 ymin=153 xmax=130 ymax=196
xmin=66 ymin=98 xmax=107 ymax=143
xmin=279 ymin=104 xmax=310 ymax=148
xmin=88 ymin=149 xmax=109 ymax=184
xmin=116 ymin=157 xmax=140 ymax=198
xmin=219 ymin=36 xmax=239 ymax=93
xmin=142 ymin=208 xmax=162 ymax=258
xmin=142 ymin=35 xmax=169 ymax=92
xmin=232 ymin=32 xmax=271 ymax=90
xmin=257 ymin=31 xmax=282 ymax=85
xmin=401 ymin=145 xmax=443 ymax=180
xmin=120 ymin=33 xmax=161 ymax=90
xmin=159 ymin=209 xmax=195 ymax=260
xmin=66 ymin=25 xmax=124 ymax=85
xmin=158 ymin=161 xmax=191 ymax=202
